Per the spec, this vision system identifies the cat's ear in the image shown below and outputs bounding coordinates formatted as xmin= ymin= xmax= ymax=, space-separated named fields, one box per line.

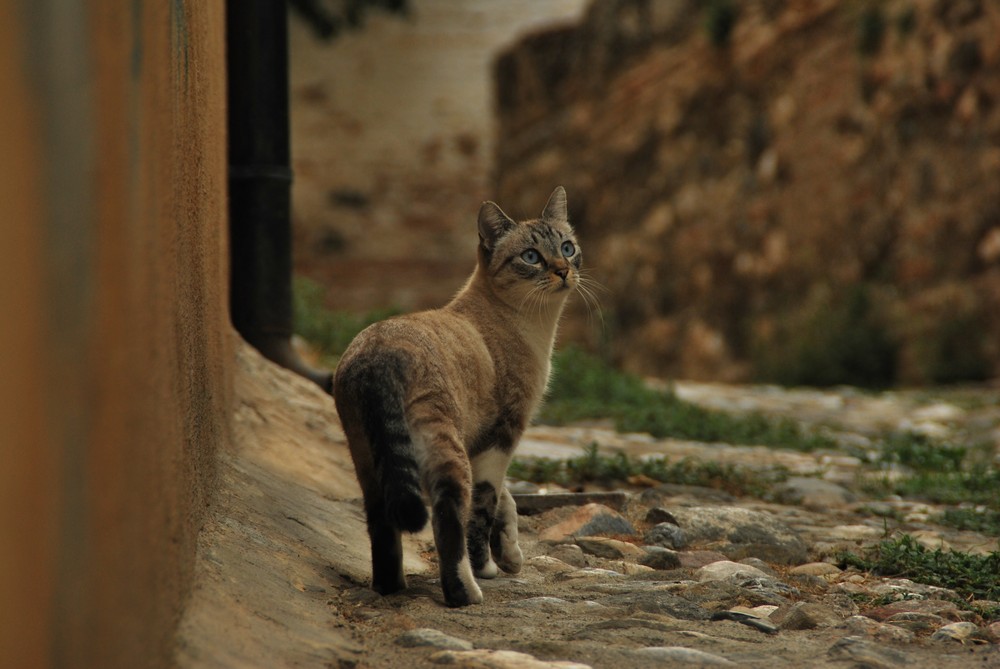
xmin=478 ymin=201 xmax=516 ymax=250
xmin=541 ymin=186 xmax=567 ymax=222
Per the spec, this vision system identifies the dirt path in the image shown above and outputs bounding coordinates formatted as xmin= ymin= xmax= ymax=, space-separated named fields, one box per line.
xmin=176 ymin=342 xmax=1000 ymax=668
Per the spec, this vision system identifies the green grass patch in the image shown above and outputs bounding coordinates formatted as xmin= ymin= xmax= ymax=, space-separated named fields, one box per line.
xmin=508 ymin=443 xmax=789 ymax=498
xmin=544 ymin=347 xmax=835 ymax=451
xmin=935 ymin=508 xmax=1000 ymax=535
xmin=838 ymin=534 xmax=1000 ymax=618
xmin=878 ymin=431 xmax=967 ymax=472
xmin=292 ymin=276 xmax=399 ymax=361
xmin=857 ymin=431 xmax=1000 ymax=509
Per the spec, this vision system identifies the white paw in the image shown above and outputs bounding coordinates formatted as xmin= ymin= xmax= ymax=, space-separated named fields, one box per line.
xmin=498 ymin=542 xmax=523 ymax=574
xmin=459 ymin=557 xmax=484 ymax=603
xmin=475 ymin=558 xmax=499 ymax=579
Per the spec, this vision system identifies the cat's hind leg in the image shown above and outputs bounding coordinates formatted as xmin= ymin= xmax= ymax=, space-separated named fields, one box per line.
xmin=363 ymin=495 xmax=407 ymax=595
xmin=420 ymin=429 xmax=483 ymax=607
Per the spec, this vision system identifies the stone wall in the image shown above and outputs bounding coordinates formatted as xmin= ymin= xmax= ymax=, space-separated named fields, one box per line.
xmin=494 ymin=0 xmax=1000 ymax=384
xmin=0 ymin=2 xmax=230 ymax=668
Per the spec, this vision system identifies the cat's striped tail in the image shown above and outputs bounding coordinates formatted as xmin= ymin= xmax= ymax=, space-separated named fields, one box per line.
xmin=357 ymin=358 xmax=429 ymax=533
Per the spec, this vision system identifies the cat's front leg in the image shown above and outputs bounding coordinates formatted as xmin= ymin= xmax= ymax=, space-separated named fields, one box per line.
xmin=490 ymin=485 xmax=522 ymax=574
xmin=468 ymin=481 xmax=500 ymax=578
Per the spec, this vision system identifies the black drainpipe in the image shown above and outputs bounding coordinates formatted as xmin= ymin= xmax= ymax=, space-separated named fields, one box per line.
xmin=226 ymin=0 xmax=333 ymax=392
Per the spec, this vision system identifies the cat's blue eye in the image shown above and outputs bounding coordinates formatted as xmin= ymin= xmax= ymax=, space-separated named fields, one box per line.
xmin=521 ymin=249 xmax=541 ymax=264
xmin=561 ymin=241 xmax=576 ymax=257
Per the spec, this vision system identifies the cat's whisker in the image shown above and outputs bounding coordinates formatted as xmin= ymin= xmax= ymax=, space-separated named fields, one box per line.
xmin=571 ymin=273 xmax=606 ymax=330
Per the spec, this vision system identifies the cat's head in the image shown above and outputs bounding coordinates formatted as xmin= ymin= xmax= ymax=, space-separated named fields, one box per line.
xmin=476 ymin=187 xmax=581 ymax=309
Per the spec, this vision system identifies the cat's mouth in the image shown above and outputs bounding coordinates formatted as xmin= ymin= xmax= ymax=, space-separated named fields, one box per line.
xmin=548 ymin=277 xmax=574 ymax=292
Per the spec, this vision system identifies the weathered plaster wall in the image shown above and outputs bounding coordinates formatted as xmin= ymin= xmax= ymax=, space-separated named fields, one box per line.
xmin=0 ymin=2 xmax=230 ymax=668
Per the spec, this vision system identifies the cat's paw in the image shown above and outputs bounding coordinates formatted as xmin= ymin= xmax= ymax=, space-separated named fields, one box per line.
xmin=443 ymin=577 xmax=484 ymax=607
xmin=497 ymin=543 xmax=523 ymax=574
xmin=443 ymin=558 xmax=484 ymax=607
xmin=474 ymin=558 xmax=499 ymax=579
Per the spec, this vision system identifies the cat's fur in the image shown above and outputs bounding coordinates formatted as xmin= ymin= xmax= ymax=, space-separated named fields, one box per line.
xmin=333 ymin=187 xmax=580 ymax=607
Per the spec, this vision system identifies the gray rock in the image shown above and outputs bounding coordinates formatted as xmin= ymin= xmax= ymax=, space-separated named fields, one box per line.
xmin=696 ymin=560 xmax=770 ymax=582
xmin=772 ymin=477 xmax=855 ymax=508
xmin=709 ymin=610 xmax=779 ymax=634
xmin=539 ymin=503 xmax=637 ymax=542
xmin=575 ymin=536 xmax=645 ymax=559
xmin=681 ymin=579 xmax=789 ymax=608
xmin=669 ymin=506 xmax=807 ymax=565
xmin=737 ymin=557 xmax=777 ymax=577
xmin=644 ymin=507 xmax=680 ymax=525
xmin=827 ymin=636 xmax=909 ymax=668
xmin=577 ymin=513 xmax=636 ymax=538
xmin=633 ymin=646 xmax=735 ymax=665
xmin=598 ymin=591 xmax=712 ymax=620
xmin=397 ymin=628 xmax=474 ymax=651
xmin=639 ymin=546 xmax=682 ymax=570
xmin=931 ymin=621 xmax=980 ymax=643
xmin=643 ymin=522 xmax=688 ymax=549
xmin=546 ymin=543 xmax=588 ymax=567
xmin=639 ymin=485 xmax=735 ymax=505
xmin=769 ymin=601 xmax=842 ymax=630
xmin=884 ymin=611 xmax=946 ymax=633
xmin=429 ymin=649 xmax=591 ymax=668
xmin=842 ymin=615 xmax=916 ymax=643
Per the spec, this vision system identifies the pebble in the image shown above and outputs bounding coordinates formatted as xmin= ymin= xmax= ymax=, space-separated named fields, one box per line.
xmin=696 ymin=560 xmax=771 ymax=582
xmin=789 ymin=562 xmax=841 ymax=577
xmin=430 ymin=649 xmax=591 ymax=669
xmin=525 ymin=556 xmax=576 ymax=574
xmin=397 ymin=628 xmax=474 ymax=651
xmin=539 ymin=504 xmax=636 ymax=542
xmin=772 ymin=477 xmax=856 ymax=508
xmin=931 ymin=621 xmax=980 ymax=643
xmin=677 ymin=550 xmax=730 ymax=569
xmin=710 ymin=610 xmax=780 ymax=634
xmin=828 ymin=524 xmax=883 ymax=541
xmin=546 ymin=543 xmax=588 ymax=567
xmin=574 ymin=536 xmax=645 ymax=559
xmin=638 ymin=546 xmax=682 ymax=570
xmin=883 ymin=611 xmax=946 ymax=633
xmin=644 ymin=507 xmax=680 ymax=525
xmin=866 ymin=597 xmax=961 ymax=621
xmin=827 ymin=635 xmax=909 ymax=668
xmin=632 ymin=646 xmax=736 ymax=665
xmin=643 ymin=522 xmax=688 ymax=549
xmin=560 ymin=567 xmax=626 ymax=580
xmin=669 ymin=506 xmax=807 ymax=565
xmin=769 ymin=601 xmax=842 ymax=630
xmin=842 ymin=615 xmax=916 ymax=643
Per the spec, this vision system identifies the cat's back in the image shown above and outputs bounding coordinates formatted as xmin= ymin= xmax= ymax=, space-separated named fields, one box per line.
xmin=334 ymin=309 xmax=496 ymax=421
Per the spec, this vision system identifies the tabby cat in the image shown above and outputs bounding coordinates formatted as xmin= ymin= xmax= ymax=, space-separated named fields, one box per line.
xmin=333 ymin=187 xmax=580 ymax=607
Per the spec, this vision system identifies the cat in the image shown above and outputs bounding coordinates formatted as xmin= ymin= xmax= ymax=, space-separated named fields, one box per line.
xmin=333 ymin=187 xmax=580 ymax=607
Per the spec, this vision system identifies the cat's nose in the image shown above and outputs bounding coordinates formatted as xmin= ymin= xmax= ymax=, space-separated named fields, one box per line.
xmin=554 ymin=268 xmax=569 ymax=280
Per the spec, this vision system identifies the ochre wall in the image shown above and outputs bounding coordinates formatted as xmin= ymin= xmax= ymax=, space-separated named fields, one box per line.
xmin=0 ymin=2 xmax=231 ymax=668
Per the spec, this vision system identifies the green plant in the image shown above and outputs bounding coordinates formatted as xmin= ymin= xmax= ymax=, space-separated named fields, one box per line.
xmin=918 ymin=314 xmax=991 ymax=385
xmin=857 ymin=5 xmax=886 ymax=56
xmin=292 ymin=276 xmax=399 ymax=359
xmin=753 ymin=285 xmax=897 ymax=388
xmin=508 ymin=443 xmax=789 ymax=498
xmin=895 ymin=5 xmax=916 ymax=38
xmin=838 ymin=534 xmax=1000 ymax=617
xmin=704 ymin=0 xmax=738 ymax=48
xmin=859 ymin=466 xmax=1000 ymax=509
xmin=936 ymin=508 xmax=1000 ymax=535
xmin=879 ymin=431 xmax=967 ymax=473
xmin=544 ymin=347 xmax=835 ymax=451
